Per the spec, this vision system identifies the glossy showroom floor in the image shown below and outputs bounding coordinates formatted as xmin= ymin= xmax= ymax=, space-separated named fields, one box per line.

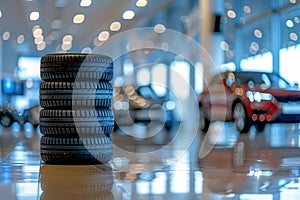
xmin=1 ymin=121 xmax=300 ymax=200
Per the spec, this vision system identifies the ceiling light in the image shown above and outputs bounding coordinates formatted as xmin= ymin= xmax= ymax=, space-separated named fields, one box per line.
xmin=154 ymin=24 xmax=166 ymax=33
xmin=0 ymin=10 xmax=2 ymax=18
xmin=2 ymin=31 xmax=10 ymax=40
xmin=37 ymin=41 xmax=46 ymax=51
xmin=98 ymin=31 xmax=110 ymax=41
xmin=227 ymin=10 xmax=236 ymax=19
xmin=250 ymin=42 xmax=259 ymax=51
xmin=33 ymin=28 xmax=43 ymax=37
xmin=254 ymin=29 xmax=262 ymax=38
xmin=220 ymin=41 xmax=229 ymax=51
xmin=122 ymin=10 xmax=135 ymax=20
xmin=62 ymin=43 xmax=72 ymax=51
xmin=290 ymin=32 xmax=298 ymax=41
xmin=73 ymin=14 xmax=85 ymax=24
xmin=110 ymin=21 xmax=121 ymax=31
xmin=243 ymin=6 xmax=251 ymax=13
xmin=30 ymin=11 xmax=40 ymax=21
xmin=17 ymin=35 xmax=25 ymax=44
xmin=32 ymin=25 xmax=40 ymax=32
xmin=286 ymin=19 xmax=294 ymax=28
xmin=136 ymin=0 xmax=148 ymax=7
xmin=80 ymin=0 xmax=92 ymax=7
xmin=62 ymin=34 xmax=73 ymax=42
xmin=34 ymin=35 xmax=44 ymax=44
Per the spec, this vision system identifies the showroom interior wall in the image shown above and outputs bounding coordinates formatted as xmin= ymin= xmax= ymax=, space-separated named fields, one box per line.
xmin=221 ymin=0 xmax=300 ymax=87
xmin=2 ymin=0 xmax=300 ymax=111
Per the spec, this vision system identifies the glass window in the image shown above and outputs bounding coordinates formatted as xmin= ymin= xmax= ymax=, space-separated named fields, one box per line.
xmin=280 ymin=45 xmax=300 ymax=86
xmin=123 ymin=59 xmax=134 ymax=76
xmin=240 ymin=51 xmax=273 ymax=72
xmin=194 ymin=62 xmax=204 ymax=94
xmin=18 ymin=56 xmax=41 ymax=80
xmin=136 ymin=68 xmax=150 ymax=85
xmin=170 ymin=60 xmax=190 ymax=99
xmin=151 ymin=64 xmax=167 ymax=96
xmin=220 ymin=62 xmax=236 ymax=72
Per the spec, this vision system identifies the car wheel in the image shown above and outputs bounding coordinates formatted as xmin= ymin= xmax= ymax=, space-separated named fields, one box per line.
xmin=233 ymin=102 xmax=251 ymax=133
xmin=200 ymin=106 xmax=210 ymax=133
xmin=1 ymin=115 xmax=14 ymax=127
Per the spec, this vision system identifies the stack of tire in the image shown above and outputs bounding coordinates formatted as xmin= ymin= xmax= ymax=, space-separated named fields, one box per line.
xmin=39 ymin=53 xmax=114 ymax=164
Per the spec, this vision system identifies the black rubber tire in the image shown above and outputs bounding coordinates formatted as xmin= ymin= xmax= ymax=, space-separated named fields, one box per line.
xmin=41 ymin=70 xmax=113 ymax=82
xmin=40 ymin=53 xmax=113 ymax=82
xmin=0 ymin=114 xmax=15 ymax=127
xmin=39 ymin=109 xmax=114 ymax=136
xmin=39 ymin=109 xmax=114 ymax=122
xmin=40 ymin=94 xmax=112 ymax=109
xmin=233 ymin=102 xmax=251 ymax=133
xmin=199 ymin=106 xmax=210 ymax=133
xmin=39 ymin=122 xmax=114 ymax=136
xmin=40 ymin=81 xmax=113 ymax=109
xmin=40 ymin=81 xmax=113 ymax=92
xmin=40 ymin=136 xmax=113 ymax=164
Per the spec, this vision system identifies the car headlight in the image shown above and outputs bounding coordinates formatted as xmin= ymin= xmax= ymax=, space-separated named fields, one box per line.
xmin=246 ymin=91 xmax=273 ymax=103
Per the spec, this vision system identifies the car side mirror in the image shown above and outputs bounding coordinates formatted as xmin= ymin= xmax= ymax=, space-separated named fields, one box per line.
xmin=294 ymin=82 xmax=299 ymax=89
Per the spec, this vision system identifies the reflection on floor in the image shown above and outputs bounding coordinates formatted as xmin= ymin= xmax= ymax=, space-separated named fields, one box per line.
xmin=1 ymin=121 xmax=300 ymax=199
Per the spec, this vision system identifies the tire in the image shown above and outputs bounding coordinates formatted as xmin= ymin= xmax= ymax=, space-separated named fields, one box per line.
xmin=0 ymin=115 xmax=14 ymax=127
xmin=39 ymin=122 xmax=114 ymax=136
xmin=40 ymin=136 xmax=113 ymax=164
xmin=199 ymin=106 xmax=210 ymax=133
xmin=233 ymin=102 xmax=251 ymax=133
xmin=40 ymin=53 xmax=113 ymax=81
xmin=39 ymin=109 xmax=114 ymax=136
xmin=40 ymin=81 xmax=113 ymax=92
xmin=40 ymin=94 xmax=112 ymax=109
xmin=39 ymin=109 xmax=114 ymax=122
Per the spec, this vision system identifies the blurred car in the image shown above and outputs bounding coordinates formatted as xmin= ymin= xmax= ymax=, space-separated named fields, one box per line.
xmin=113 ymin=84 xmax=176 ymax=131
xmin=21 ymin=105 xmax=42 ymax=128
xmin=199 ymin=71 xmax=300 ymax=133
xmin=0 ymin=105 xmax=41 ymax=128
xmin=0 ymin=106 xmax=20 ymax=127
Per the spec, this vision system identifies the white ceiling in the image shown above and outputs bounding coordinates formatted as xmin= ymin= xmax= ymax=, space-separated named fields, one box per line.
xmin=0 ymin=0 xmax=176 ymax=56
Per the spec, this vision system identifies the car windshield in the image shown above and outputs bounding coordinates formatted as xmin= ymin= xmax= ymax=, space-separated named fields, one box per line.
xmin=234 ymin=72 xmax=292 ymax=89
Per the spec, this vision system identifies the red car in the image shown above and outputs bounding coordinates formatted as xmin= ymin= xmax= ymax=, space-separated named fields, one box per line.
xmin=199 ymin=71 xmax=300 ymax=133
